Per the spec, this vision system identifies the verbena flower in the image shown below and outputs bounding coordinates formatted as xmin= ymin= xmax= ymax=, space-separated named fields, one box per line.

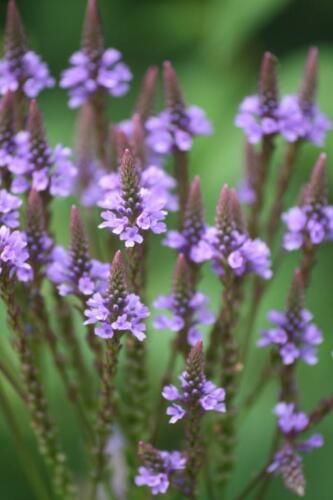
xmin=237 ymin=141 xmax=257 ymax=205
xmin=136 ymin=442 xmax=186 ymax=496
xmin=0 ymin=92 xmax=16 ymax=174
xmin=60 ymin=49 xmax=132 ymax=108
xmin=47 ymin=246 xmax=109 ymax=297
xmin=235 ymin=50 xmax=331 ymax=145
xmin=0 ymin=189 xmax=21 ymax=228
xmin=268 ymin=403 xmax=324 ymax=496
xmin=47 ymin=207 xmax=108 ymax=297
xmin=0 ymin=225 xmax=32 ymax=282
xmin=99 ymin=149 xmax=167 ymax=247
xmin=154 ymin=255 xmax=214 ymax=346
xmin=25 ymin=189 xmax=52 ymax=273
xmin=162 ymin=364 xmax=226 ymax=423
xmin=209 ymin=185 xmax=272 ymax=279
xmin=164 ymin=177 xmax=212 ymax=263
xmin=84 ymin=250 xmax=149 ymax=339
xmin=60 ymin=0 xmax=131 ymax=108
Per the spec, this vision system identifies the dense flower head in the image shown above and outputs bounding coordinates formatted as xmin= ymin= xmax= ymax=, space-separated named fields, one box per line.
xmin=99 ymin=149 xmax=168 ymax=247
xmin=268 ymin=403 xmax=324 ymax=496
xmin=25 ymin=189 xmax=52 ymax=270
xmin=209 ymin=186 xmax=272 ymax=279
xmin=235 ymin=50 xmax=331 ymax=145
xmin=0 ymin=225 xmax=32 ymax=282
xmin=136 ymin=442 xmax=186 ymax=496
xmin=0 ymin=189 xmax=21 ymax=228
xmin=0 ymin=92 xmax=16 ymax=174
xmin=8 ymin=131 xmax=77 ymax=197
xmin=47 ymin=246 xmax=109 ymax=297
xmin=164 ymin=177 xmax=212 ymax=263
xmin=258 ymin=307 xmax=322 ymax=365
xmin=0 ymin=50 xmax=55 ymax=98
xmin=282 ymin=154 xmax=333 ymax=250
xmin=162 ymin=342 xmax=226 ymax=423
xmin=60 ymin=48 xmax=132 ymax=108
xmin=84 ymin=251 xmax=149 ymax=339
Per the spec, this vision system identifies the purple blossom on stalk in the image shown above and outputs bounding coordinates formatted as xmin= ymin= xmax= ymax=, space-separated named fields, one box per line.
xmin=99 ymin=149 xmax=167 ymax=247
xmin=164 ymin=177 xmax=212 ymax=263
xmin=162 ymin=341 xmax=226 ymax=423
xmin=135 ymin=442 xmax=186 ymax=496
xmin=47 ymin=206 xmax=108 ymax=297
xmin=0 ymin=224 xmax=32 ymax=282
xmin=0 ymin=0 xmax=54 ymax=98
xmin=25 ymin=189 xmax=52 ymax=274
xmin=8 ymin=101 xmax=77 ymax=196
xmin=145 ymin=61 xmax=212 ymax=155
xmin=60 ymin=0 xmax=132 ymax=108
xmin=84 ymin=250 xmax=149 ymax=340
xmin=0 ymin=189 xmax=21 ymax=228
xmin=237 ymin=141 xmax=257 ymax=205
xmin=208 ymin=185 xmax=272 ymax=279
xmin=154 ymin=254 xmax=214 ymax=347
xmin=258 ymin=269 xmax=322 ymax=365
xmin=268 ymin=403 xmax=324 ymax=496
xmin=0 ymin=92 xmax=16 ymax=175
xmin=282 ymin=154 xmax=333 ymax=250
xmin=235 ymin=49 xmax=331 ymax=145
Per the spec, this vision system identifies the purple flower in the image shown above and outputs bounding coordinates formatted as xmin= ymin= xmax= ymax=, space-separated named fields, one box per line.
xmin=60 ymin=48 xmax=132 ymax=108
xmin=0 ymin=51 xmax=54 ymax=98
xmin=0 ymin=225 xmax=32 ymax=282
xmin=99 ymin=150 xmax=168 ymax=247
xmin=9 ymin=131 xmax=77 ymax=197
xmin=146 ymin=106 xmax=212 ymax=155
xmin=258 ymin=308 xmax=322 ymax=365
xmin=154 ymin=291 xmax=214 ymax=346
xmin=274 ymin=402 xmax=309 ymax=435
xmin=235 ymin=95 xmax=280 ymax=144
xmin=162 ymin=369 xmax=226 ymax=423
xmin=47 ymin=245 xmax=109 ymax=298
xmin=0 ymin=189 xmax=21 ymax=228
xmin=136 ymin=447 xmax=186 ymax=496
xmin=84 ymin=258 xmax=150 ymax=340
xmin=237 ymin=178 xmax=256 ymax=205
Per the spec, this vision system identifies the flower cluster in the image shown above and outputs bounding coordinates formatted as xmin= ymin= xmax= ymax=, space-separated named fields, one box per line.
xmin=162 ymin=368 xmax=226 ymax=423
xmin=99 ymin=150 xmax=167 ymax=247
xmin=146 ymin=106 xmax=212 ymax=154
xmin=9 ymin=132 xmax=77 ymax=197
xmin=0 ymin=51 xmax=55 ymax=98
xmin=258 ymin=307 xmax=322 ymax=365
xmin=268 ymin=403 xmax=323 ymax=496
xmin=60 ymin=49 xmax=132 ymax=108
xmin=0 ymin=189 xmax=21 ymax=228
xmin=209 ymin=186 xmax=272 ymax=279
xmin=0 ymin=225 xmax=32 ymax=282
xmin=136 ymin=443 xmax=186 ymax=496
xmin=47 ymin=246 xmax=109 ymax=297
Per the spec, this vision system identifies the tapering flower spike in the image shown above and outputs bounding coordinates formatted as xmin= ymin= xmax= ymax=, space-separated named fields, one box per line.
xmin=145 ymin=61 xmax=212 ymax=155
xmin=235 ymin=52 xmax=280 ymax=143
xmin=154 ymin=254 xmax=214 ymax=348
xmin=268 ymin=402 xmax=324 ymax=496
xmin=258 ymin=269 xmax=323 ymax=365
xmin=282 ymin=154 xmax=333 ymax=250
xmin=84 ymin=250 xmax=149 ymax=339
xmin=164 ymin=176 xmax=212 ymax=263
xmin=237 ymin=140 xmax=257 ymax=205
xmin=135 ymin=442 xmax=186 ymax=496
xmin=60 ymin=0 xmax=132 ymax=108
xmin=162 ymin=341 xmax=226 ymax=423
xmin=0 ymin=0 xmax=54 ymax=98
xmin=235 ymin=49 xmax=331 ymax=145
xmin=8 ymin=100 xmax=77 ymax=196
xmin=47 ymin=206 xmax=108 ymax=297
xmin=208 ymin=185 xmax=272 ymax=279
xmin=25 ymin=189 xmax=52 ymax=273
xmin=99 ymin=148 xmax=168 ymax=246
xmin=135 ymin=66 xmax=159 ymax=123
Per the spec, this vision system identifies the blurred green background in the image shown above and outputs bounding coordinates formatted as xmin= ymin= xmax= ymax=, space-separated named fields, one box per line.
xmin=1 ymin=0 xmax=333 ymax=498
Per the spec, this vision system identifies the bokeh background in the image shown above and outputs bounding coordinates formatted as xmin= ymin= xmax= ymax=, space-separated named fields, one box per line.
xmin=1 ymin=0 xmax=333 ymax=498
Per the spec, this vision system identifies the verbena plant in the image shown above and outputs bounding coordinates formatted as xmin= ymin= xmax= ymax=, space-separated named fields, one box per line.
xmin=0 ymin=1 xmax=332 ymax=499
